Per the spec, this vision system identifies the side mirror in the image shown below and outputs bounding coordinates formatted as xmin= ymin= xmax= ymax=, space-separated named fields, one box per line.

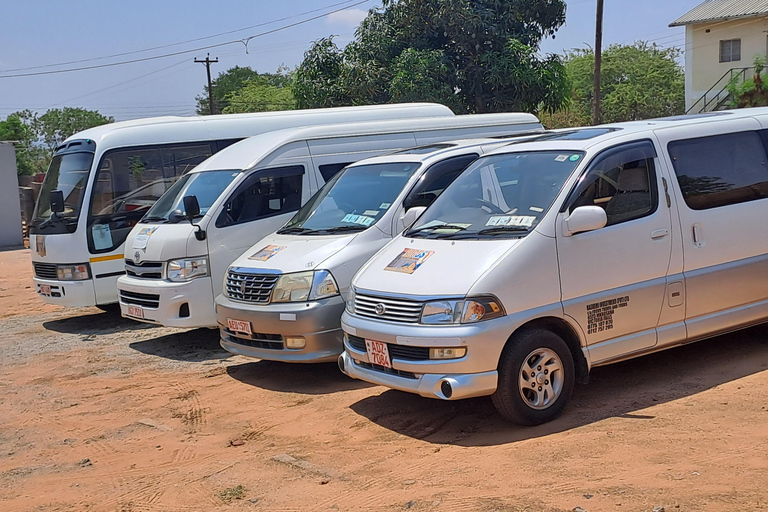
xmin=50 ymin=190 xmax=65 ymax=214
xmin=399 ymin=206 xmax=427 ymax=232
xmin=563 ymin=206 xmax=607 ymax=237
xmin=183 ymin=195 xmax=201 ymax=219
xmin=168 ymin=209 xmax=185 ymax=224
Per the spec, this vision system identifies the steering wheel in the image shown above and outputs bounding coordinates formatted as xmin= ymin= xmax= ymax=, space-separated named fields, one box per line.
xmin=472 ymin=197 xmax=506 ymax=214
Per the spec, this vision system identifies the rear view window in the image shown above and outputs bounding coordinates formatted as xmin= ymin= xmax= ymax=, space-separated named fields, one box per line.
xmin=668 ymin=131 xmax=768 ymax=210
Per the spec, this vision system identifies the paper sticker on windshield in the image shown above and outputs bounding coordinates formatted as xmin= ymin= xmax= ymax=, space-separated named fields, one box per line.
xmin=35 ymin=236 xmax=46 ymax=257
xmin=486 ymin=215 xmax=536 ymax=227
xmin=384 ymin=248 xmax=434 ymax=274
xmin=379 ymin=203 xmax=391 ymax=209
xmin=249 ymin=245 xmax=286 ymax=261
xmin=555 ymin=154 xmax=569 ymax=162
xmin=132 ymin=227 xmax=158 ymax=249
xmin=92 ymin=224 xmax=113 ymax=251
xmin=342 ymin=214 xmax=375 ymax=226
xmin=363 ymin=210 xmax=380 ymax=217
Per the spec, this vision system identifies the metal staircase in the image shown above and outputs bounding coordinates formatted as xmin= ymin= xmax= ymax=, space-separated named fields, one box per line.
xmin=687 ymin=66 xmax=754 ymax=114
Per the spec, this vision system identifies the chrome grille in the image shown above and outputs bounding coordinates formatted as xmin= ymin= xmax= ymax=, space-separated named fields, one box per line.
xmin=33 ymin=262 xmax=58 ymax=280
xmin=354 ymin=293 xmax=423 ymax=323
xmin=225 ymin=268 xmax=280 ymax=303
xmin=124 ymin=259 xmax=163 ymax=279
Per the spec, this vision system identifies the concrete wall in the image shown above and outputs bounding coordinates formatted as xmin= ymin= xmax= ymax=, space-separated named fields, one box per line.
xmin=0 ymin=142 xmax=23 ymax=248
xmin=686 ymin=16 xmax=768 ymax=110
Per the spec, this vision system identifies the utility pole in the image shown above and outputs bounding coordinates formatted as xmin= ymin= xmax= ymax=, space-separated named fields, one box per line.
xmin=593 ymin=0 xmax=604 ymax=125
xmin=195 ymin=53 xmax=219 ymax=115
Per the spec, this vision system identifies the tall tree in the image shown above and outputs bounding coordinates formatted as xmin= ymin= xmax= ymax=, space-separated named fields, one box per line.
xmin=196 ymin=66 xmax=294 ymax=115
xmin=34 ymin=107 xmax=114 ymax=154
xmin=0 ymin=112 xmax=47 ymax=175
xmin=222 ymin=76 xmax=296 ymax=114
xmin=293 ymin=0 xmax=569 ymax=114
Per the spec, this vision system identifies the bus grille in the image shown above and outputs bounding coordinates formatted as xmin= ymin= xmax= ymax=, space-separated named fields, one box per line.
xmin=354 ymin=293 xmax=424 ymax=323
xmin=225 ymin=269 xmax=280 ymax=303
xmin=33 ymin=262 xmax=58 ymax=280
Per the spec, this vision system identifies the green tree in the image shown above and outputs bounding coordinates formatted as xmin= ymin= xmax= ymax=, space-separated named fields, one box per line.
xmin=0 ymin=111 xmax=48 ymax=175
xmin=222 ymin=67 xmax=296 ymax=113
xmin=551 ymin=42 xmax=684 ymax=127
xmin=196 ymin=66 xmax=294 ymax=115
xmin=727 ymin=56 xmax=768 ymax=108
xmin=293 ymin=0 xmax=569 ymax=114
xmin=34 ymin=107 xmax=114 ymax=154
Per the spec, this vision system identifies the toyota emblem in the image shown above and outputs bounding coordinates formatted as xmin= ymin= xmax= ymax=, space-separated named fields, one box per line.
xmin=133 ymin=251 xmax=142 ymax=264
xmin=375 ymin=303 xmax=387 ymax=316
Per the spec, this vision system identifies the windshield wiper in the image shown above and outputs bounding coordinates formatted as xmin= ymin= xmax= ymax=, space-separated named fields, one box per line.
xmin=142 ymin=216 xmax=169 ymax=223
xmin=477 ymin=226 xmax=530 ymax=235
xmin=406 ymin=224 xmax=469 ymax=236
xmin=277 ymin=226 xmax=316 ymax=235
xmin=315 ymin=225 xmax=368 ymax=233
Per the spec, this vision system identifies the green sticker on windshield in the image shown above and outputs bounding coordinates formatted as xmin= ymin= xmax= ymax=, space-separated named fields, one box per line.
xmin=569 ymin=154 xmax=581 ymax=162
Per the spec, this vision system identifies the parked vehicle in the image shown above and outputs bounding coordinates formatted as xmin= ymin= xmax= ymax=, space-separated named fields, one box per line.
xmin=117 ymin=113 xmax=543 ymax=328
xmin=216 ymin=136 xmax=542 ymax=362
xmin=339 ymin=108 xmax=768 ymax=425
xmin=28 ymin=103 xmax=453 ymax=308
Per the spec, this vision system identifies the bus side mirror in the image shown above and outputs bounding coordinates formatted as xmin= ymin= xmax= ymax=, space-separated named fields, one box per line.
xmin=563 ymin=206 xmax=607 ymax=237
xmin=50 ymin=190 xmax=65 ymax=214
xmin=183 ymin=195 xmax=201 ymax=219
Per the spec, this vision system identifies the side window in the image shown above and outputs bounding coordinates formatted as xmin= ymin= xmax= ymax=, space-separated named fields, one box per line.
xmin=160 ymin=144 xmax=213 ymax=179
xmin=668 ymin=131 xmax=768 ymax=210
xmin=568 ymin=141 xmax=658 ymax=226
xmin=216 ymin=165 xmax=304 ymax=228
xmin=403 ymin=154 xmax=478 ymax=209
xmin=319 ymin=162 xmax=353 ymax=183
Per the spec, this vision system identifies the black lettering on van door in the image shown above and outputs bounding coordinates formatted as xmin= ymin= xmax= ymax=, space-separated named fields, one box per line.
xmin=586 ymin=296 xmax=629 ymax=334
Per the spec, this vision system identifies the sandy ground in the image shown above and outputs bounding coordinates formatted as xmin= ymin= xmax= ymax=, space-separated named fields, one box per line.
xmin=1 ymin=246 xmax=768 ymax=512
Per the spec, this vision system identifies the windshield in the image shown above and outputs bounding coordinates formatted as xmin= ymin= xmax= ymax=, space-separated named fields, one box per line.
xmin=406 ymin=151 xmax=583 ymax=240
xmin=278 ymin=162 xmax=420 ymax=234
xmin=143 ymin=170 xmax=240 ymax=222
xmin=30 ymin=152 xmax=94 ymax=234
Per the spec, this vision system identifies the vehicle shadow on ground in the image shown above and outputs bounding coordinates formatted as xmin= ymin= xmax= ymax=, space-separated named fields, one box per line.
xmin=129 ymin=328 xmax=230 ymax=362
xmin=349 ymin=324 xmax=768 ymax=447
xmin=227 ymin=360 xmax=373 ymax=395
xmin=43 ymin=309 xmax=155 ymax=336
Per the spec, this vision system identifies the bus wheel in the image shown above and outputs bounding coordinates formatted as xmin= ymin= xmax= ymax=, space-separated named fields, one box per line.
xmin=492 ymin=328 xmax=575 ymax=426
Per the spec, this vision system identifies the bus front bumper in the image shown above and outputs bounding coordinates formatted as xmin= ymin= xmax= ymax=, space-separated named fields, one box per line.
xmin=33 ymin=277 xmax=97 ymax=308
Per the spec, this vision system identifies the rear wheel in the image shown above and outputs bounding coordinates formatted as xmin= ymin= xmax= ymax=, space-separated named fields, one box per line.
xmin=492 ymin=328 xmax=575 ymax=425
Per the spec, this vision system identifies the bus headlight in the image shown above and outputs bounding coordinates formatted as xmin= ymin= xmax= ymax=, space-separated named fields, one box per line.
xmin=271 ymin=270 xmax=339 ymax=303
xmin=56 ymin=264 xmax=91 ymax=281
xmin=166 ymin=257 xmax=209 ymax=282
xmin=420 ymin=296 xmax=505 ymax=324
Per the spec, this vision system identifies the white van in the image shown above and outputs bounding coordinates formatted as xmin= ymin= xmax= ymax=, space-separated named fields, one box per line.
xmin=339 ymin=108 xmax=768 ymax=425
xmin=117 ymin=113 xmax=542 ymax=328
xmin=28 ymin=103 xmax=453 ymax=309
xmin=215 ymin=137 xmax=541 ymax=362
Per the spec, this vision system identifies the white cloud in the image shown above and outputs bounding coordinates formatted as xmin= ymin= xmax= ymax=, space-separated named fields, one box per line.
xmin=327 ymin=8 xmax=367 ymax=27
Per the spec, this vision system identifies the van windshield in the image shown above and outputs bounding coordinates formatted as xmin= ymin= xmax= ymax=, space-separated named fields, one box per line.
xmin=406 ymin=151 xmax=582 ymax=240
xmin=30 ymin=152 xmax=94 ymax=234
xmin=279 ymin=162 xmax=420 ymax=235
xmin=143 ymin=170 xmax=240 ymax=222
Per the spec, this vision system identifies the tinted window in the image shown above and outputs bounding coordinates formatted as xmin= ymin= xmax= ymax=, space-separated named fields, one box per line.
xmin=668 ymin=131 xmax=768 ymax=210
xmin=403 ymin=154 xmax=478 ymax=209
xmin=216 ymin=166 xmax=304 ymax=228
xmin=569 ymin=141 xmax=658 ymax=226
xmin=319 ymin=162 xmax=352 ymax=182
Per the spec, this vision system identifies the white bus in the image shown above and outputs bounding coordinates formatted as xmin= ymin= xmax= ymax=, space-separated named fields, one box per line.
xmin=28 ymin=104 xmax=454 ymax=309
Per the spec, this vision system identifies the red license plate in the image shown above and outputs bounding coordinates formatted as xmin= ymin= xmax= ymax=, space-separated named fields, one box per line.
xmin=227 ymin=318 xmax=252 ymax=335
xmin=39 ymin=284 xmax=51 ymax=295
xmin=127 ymin=305 xmax=144 ymax=319
xmin=365 ymin=339 xmax=392 ymax=368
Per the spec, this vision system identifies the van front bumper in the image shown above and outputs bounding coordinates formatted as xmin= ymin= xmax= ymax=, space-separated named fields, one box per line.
xmin=216 ymin=294 xmax=345 ymax=363
xmin=117 ymin=275 xmax=215 ymax=328
xmin=33 ymin=277 xmax=97 ymax=307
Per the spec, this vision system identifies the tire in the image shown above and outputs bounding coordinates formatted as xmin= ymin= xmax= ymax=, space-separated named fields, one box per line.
xmin=491 ymin=328 xmax=575 ymax=426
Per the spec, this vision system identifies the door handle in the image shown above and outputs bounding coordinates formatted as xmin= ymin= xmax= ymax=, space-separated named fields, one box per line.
xmin=650 ymin=229 xmax=669 ymax=240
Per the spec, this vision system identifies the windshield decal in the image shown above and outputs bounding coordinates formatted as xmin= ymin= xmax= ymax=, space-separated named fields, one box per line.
xmin=363 ymin=210 xmax=380 ymax=217
xmin=132 ymin=227 xmax=158 ymax=250
xmin=485 ymin=215 xmax=536 ymax=227
xmin=342 ymin=214 xmax=375 ymax=226
xmin=379 ymin=202 xmax=391 ymax=209
xmin=35 ymin=236 xmax=46 ymax=257
xmin=248 ymin=245 xmax=286 ymax=261
xmin=384 ymin=248 xmax=434 ymax=274
xmin=555 ymin=154 xmax=569 ymax=162
xmin=92 ymin=224 xmax=113 ymax=251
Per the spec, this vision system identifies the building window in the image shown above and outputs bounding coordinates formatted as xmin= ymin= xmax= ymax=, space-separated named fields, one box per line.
xmin=719 ymin=39 xmax=741 ymax=63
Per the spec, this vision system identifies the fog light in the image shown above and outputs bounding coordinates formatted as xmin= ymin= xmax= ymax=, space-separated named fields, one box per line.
xmin=429 ymin=347 xmax=467 ymax=359
xmin=440 ymin=380 xmax=453 ymax=399
xmin=285 ymin=336 xmax=306 ymax=349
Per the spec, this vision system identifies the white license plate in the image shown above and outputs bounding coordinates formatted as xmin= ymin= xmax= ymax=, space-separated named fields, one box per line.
xmin=39 ymin=284 xmax=51 ymax=295
xmin=365 ymin=339 xmax=392 ymax=369
xmin=127 ymin=305 xmax=144 ymax=319
xmin=227 ymin=318 xmax=252 ymax=335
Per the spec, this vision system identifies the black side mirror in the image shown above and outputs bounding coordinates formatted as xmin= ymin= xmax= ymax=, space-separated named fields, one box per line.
xmin=50 ymin=190 xmax=65 ymax=214
xmin=183 ymin=195 xmax=201 ymax=219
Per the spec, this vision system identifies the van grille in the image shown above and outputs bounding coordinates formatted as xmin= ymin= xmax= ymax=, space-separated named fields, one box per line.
xmin=124 ymin=259 xmax=163 ymax=279
xmin=354 ymin=293 xmax=424 ymax=323
xmin=223 ymin=330 xmax=283 ymax=350
xmin=225 ymin=268 xmax=280 ymax=303
xmin=33 ymin=262 xmax=58 ymax=280
xmin=119 ymin=290 xmax=160 ymax=309
xmin=346 ymin=334 xmax=430 ymax=361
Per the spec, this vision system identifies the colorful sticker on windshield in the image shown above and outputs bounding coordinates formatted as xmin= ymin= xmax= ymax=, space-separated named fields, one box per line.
xmin=35 ymin=236 xmax=46 ymax=257
xmin=249 ymin=245 xmax=286 ymax=261
xmin=569 ymin=154 xmax=581 ymax=162
xmin=384 ymin=248 xmax=434 ymax=274
xmin=485 ymin=215 xmax=536 ymax=227
xmin=342 ymin=214 xmax=375 ymax=226
xmin=92 ymin=224 xmax=113 ymax=251
xmin=132 ymin=227 xmax=158 ymax=250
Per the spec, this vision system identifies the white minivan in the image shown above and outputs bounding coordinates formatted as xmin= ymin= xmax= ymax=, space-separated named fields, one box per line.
xmin=117 ymin=113 xmax=542 ymax=328
xmin=339 ymin=108 xmax=768 ymax=425
xmin=215 ymin=137 xmax=540 ymax=362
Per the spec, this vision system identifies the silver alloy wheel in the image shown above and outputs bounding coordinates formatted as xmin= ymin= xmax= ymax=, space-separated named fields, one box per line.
xmin=518 ymin=347 xmax=564 ymax=410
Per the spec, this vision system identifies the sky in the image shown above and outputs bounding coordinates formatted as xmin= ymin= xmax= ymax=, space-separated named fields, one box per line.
xmin=0 ymin=0 xmax=704 ymax=121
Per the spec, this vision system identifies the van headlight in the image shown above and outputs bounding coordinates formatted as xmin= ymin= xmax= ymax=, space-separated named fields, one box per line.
xmin=166 ymin=257 xmax=209 ymax=282
xmin=420 ymin=296 xmax=505 ymax=324
xmin=271 ymin=270 xmax=339 ymax=303
xmin=345 ymin=285 xmax=356 ymax=314
xmin=56 ymin=263 xmax=91 ymax=281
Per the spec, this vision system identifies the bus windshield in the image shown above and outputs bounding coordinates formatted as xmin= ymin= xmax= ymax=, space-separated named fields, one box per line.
xmin=278 ymin=162 xmax=420 ymax=235
xmin=143 ymin=170 xmax=241 ymax=222
xmin=31 ymin=152 xmax=94 ymax=234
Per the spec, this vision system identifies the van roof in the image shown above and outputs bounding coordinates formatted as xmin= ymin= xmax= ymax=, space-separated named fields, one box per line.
xmin=59 ymin=103 xmax=455 ymax=150
xmin=192 ymin=112 xmax=541 ymax=172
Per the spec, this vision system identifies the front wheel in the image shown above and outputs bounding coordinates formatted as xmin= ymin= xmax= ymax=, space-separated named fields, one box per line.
xmin=492 ymin=328 xmax=575 ymax=425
